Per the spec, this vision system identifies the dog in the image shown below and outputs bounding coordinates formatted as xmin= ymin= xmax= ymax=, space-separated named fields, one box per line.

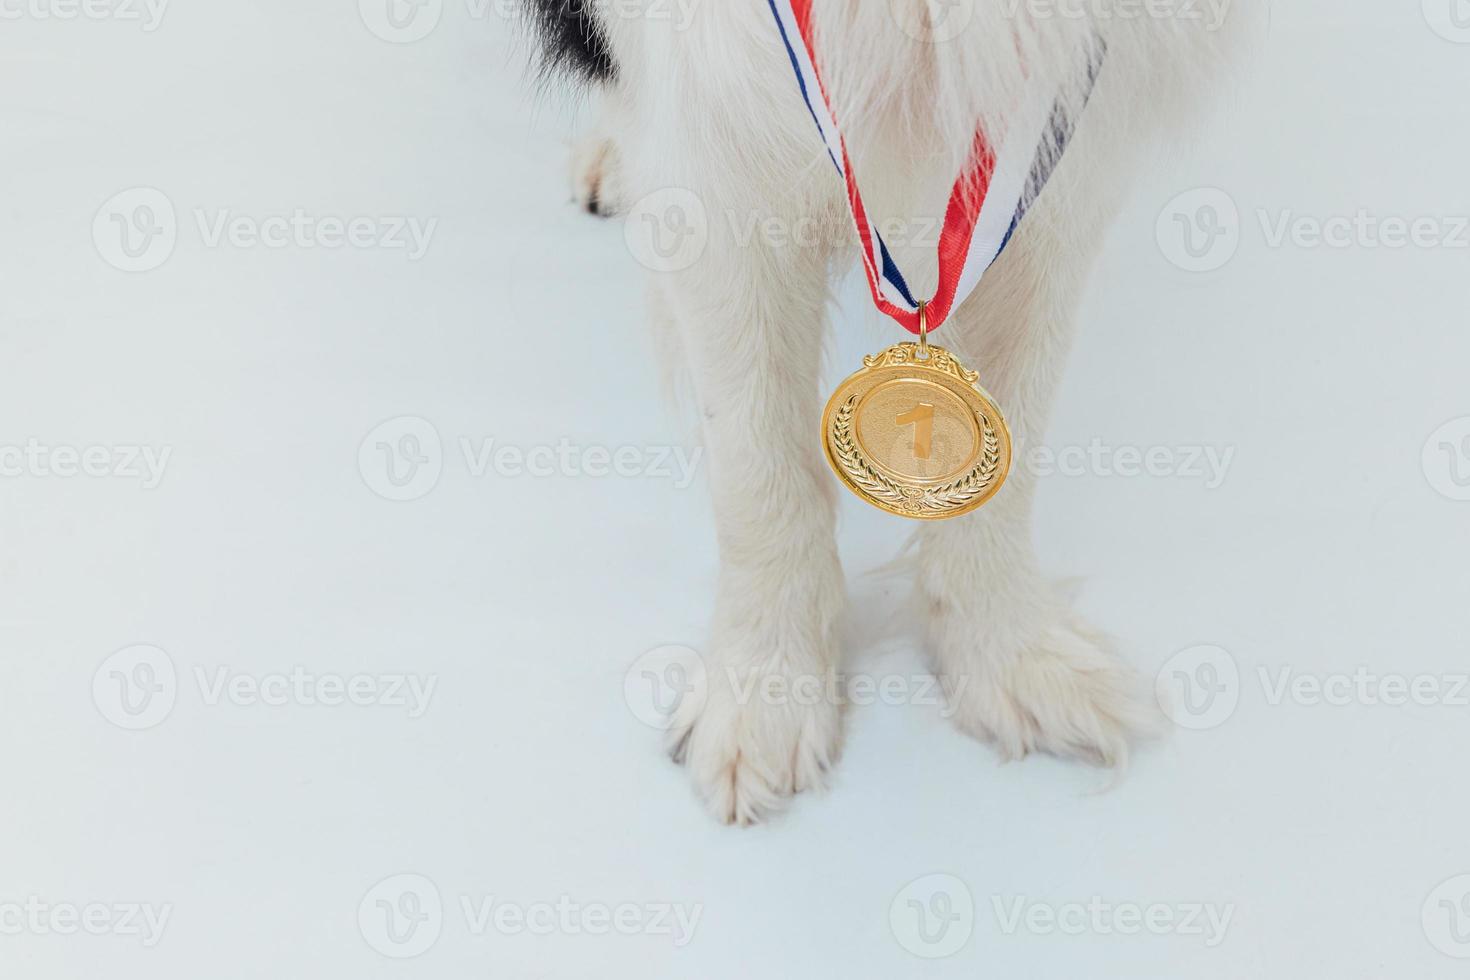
xmin=525 ymin=0 xmax=1244 ymax=825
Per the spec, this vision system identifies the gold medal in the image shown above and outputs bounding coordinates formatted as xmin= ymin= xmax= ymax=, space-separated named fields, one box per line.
xmin=822 ymin=305 xmax=1012 ymax=520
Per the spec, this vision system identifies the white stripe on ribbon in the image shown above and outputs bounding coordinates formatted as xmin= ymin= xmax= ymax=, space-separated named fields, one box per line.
xmin=766 ymin=0 xmax=1096 ymax=333
xmin=952 ymin=85 xmax=1059 ymax=304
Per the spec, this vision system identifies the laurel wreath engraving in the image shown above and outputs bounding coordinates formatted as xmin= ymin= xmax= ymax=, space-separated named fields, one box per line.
xmin=831 ymin=394 xmax=1002 ymax=517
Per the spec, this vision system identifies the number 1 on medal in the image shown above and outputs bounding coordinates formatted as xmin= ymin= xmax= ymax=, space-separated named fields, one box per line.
xmin=896 ymin=403 xmax=935 ymax=460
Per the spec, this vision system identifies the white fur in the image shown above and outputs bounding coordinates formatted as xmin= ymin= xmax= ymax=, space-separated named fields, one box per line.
xmin=569 ymin=87 xmax=632 ymax=215
xmin=577 ymin=0 xmax=1250 ymax=824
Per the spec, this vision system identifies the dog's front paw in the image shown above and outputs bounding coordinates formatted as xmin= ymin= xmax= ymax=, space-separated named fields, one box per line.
xmin=935 ymin=612 xmax=1159 ymax=768
xmin=569 ymin=134 xmax=625 ymax=217
xmin=667 ymin=662 xmax=841 ymax=827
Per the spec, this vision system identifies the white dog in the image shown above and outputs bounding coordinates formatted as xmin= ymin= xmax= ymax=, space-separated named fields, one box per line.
xmin=530 ymin=0 xmax=1244 ymax=824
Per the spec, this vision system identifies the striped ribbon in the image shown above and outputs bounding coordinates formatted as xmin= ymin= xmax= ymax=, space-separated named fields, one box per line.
xmin=766 ymin=0 xmax=1099 ymax=334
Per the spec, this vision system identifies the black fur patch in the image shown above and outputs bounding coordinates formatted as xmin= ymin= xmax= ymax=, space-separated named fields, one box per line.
xmin=526 ymin=0 xmax=616 ymax=83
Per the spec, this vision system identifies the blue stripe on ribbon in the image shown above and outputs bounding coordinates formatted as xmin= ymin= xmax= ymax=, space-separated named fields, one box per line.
xmin=765 ymin=0 xmax=842 ymax=175
xmin=766 ymin=0 xmax=919 ymax=311
xmin=990 ymin=40 xmax=1106 ymax=268
xmin=876 ymin=236 xmax=920 ymax=309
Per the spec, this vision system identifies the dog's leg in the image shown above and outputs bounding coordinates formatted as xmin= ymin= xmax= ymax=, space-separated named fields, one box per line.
xmin=569 ymin=85 xmax=629 ymax=217
xmin=655 ymin=207 xmax=845 ymax=826
xmin=919 ymin=204 xmax=1157 ymax=768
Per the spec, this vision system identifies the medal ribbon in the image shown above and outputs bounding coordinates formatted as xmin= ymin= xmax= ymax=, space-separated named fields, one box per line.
xmin=766 ymin=0 xmax=1100 ymax=335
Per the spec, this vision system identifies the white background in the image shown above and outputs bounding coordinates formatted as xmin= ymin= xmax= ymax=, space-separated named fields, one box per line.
xmin=3 ymin=1 xmax=1470 ymax=977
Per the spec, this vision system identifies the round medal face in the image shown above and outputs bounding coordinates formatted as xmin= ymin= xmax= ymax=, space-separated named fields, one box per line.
xmin=822 ymin=342 xmax=1012 ymax=520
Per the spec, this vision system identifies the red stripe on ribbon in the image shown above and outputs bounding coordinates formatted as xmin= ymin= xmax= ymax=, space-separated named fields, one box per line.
xmin=785 ymin=0 xmax=995 ymax=336
xmin=926 ymin=130 xmax=996 ymax=329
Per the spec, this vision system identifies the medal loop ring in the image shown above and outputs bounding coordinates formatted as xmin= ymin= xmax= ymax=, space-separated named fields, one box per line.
xmin=916 ymin=301 xmax=930 ymax=361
